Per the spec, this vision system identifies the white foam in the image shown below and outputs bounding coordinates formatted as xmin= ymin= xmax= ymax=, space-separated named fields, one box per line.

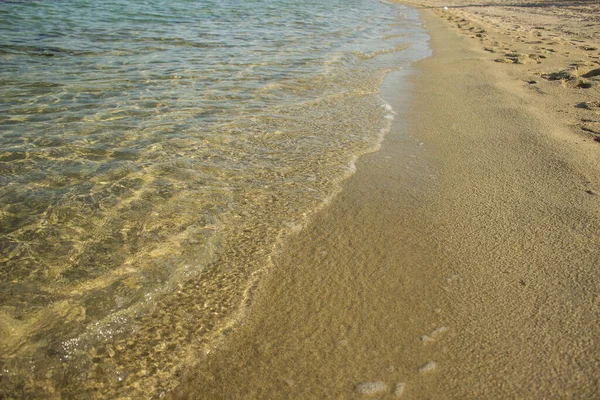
xmin=382 ymin=103 xmax=395 ymax=113
xmin=347 ymin=160 xmax=357 ymax=174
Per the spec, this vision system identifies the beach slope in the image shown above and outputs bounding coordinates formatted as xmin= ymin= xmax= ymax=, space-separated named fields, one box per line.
xmin=171 ymin=6 xmax=600 ymax=399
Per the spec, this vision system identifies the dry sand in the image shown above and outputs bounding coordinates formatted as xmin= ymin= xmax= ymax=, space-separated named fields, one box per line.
xmin=409 ymin=0 xmax=600 ymax=142
xmin=170 ymin=3 xmax=600 ymax=399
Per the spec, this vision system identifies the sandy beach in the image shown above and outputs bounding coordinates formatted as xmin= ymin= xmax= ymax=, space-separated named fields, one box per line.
xmin=171 ymin=2 xmax=600 ymax=398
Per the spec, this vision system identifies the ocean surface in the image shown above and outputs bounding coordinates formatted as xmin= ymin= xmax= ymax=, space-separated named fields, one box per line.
xmin=0 ymin=0 xmax=429 ymax=397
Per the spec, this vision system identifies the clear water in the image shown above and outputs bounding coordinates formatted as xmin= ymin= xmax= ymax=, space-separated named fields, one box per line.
xmin=0 ymin=0 xmax=430 ymax=397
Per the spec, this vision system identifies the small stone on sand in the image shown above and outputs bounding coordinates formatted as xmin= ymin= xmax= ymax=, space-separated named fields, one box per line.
xmin=355 ymin=381 xmax=389 ymax=396
xmin=431 ymin=326 xmax=449 ymax=336
xmin=420 ymin=335 xmax=433 ymax=342
xmin=394 ymin=382 xmax=406 ymax=396
xmin=419 ymin=361 xmax=437 ymax=373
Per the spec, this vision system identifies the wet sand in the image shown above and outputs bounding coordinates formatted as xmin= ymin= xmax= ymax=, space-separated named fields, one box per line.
xmin=171 ymin=6 xmax=600 ymax=399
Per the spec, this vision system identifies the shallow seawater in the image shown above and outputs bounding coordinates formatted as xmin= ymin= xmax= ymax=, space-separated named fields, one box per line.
xmin=0 ymin=0 xmax=430 ymax=397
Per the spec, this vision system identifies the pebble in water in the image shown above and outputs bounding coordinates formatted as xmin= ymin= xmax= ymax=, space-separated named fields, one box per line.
xmin=355 ymin=381 xmax=389 ymax=396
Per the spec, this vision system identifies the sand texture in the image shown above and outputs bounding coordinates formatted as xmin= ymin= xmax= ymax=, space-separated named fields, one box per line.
xmin=170 ymin=3 xmax=600 ymax=399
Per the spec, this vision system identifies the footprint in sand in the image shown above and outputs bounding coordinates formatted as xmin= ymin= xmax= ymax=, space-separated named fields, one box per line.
xmin=541 ymin=68 xmax=596 ymax=88
xmin=355 ymin=329 xmax=445 ymax=397
xmin=577 ymin=101 xmax=600 ymax=111
xmin=582 ymin=68 xmax=600 ymax=78
xmin=580 ymin=122 xmax=600 ymax=141
xmin=495 ymin=52 xmax=545 ymax=65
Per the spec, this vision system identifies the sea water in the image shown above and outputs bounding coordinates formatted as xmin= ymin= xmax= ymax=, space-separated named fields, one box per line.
xmin=0 ymin=0 xmax=429 ymax=396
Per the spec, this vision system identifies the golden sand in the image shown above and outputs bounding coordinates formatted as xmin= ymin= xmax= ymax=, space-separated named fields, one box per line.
xmin=171 ymin=3 xmax=600 ymax=398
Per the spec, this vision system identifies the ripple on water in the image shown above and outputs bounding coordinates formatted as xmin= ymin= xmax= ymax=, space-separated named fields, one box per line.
xmin=0 ymin=0 xmax=430 ymax=397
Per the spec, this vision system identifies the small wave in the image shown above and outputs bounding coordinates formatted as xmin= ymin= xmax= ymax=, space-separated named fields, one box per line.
xmin=0 ymin=0 xmax=431 ymax=397
xmin=354 ymin=43 xmax=409 ymax=60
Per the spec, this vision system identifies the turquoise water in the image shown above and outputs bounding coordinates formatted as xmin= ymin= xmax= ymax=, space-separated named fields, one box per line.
xmin=0 ymin=0 xmax=429 ymax=397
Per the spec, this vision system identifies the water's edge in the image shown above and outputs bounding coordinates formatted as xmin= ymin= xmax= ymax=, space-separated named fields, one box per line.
xmin=0 ymin=2 xmax=431 ymax=397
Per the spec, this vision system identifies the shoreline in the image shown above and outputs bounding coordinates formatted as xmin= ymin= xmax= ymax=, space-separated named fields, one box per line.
xmin=1 ymin=3 xmax=432 ymax=397
xmin=171 ymin=4 xmax=600 ymax=399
